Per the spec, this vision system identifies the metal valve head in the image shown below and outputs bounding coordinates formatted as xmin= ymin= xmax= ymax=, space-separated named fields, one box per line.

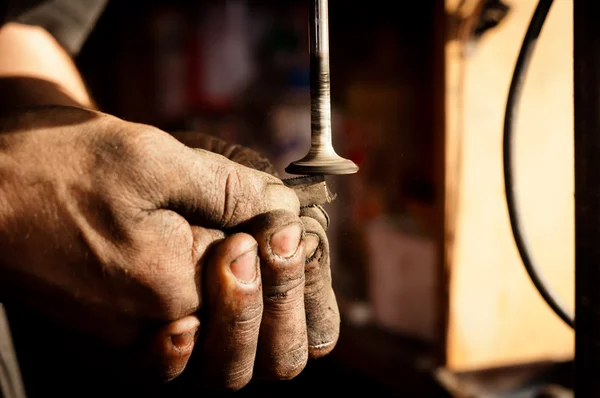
xmin=285 ymin=144 xmax=359 ymax=175
xmin=285 ymin=0 xmax=359 ymax=177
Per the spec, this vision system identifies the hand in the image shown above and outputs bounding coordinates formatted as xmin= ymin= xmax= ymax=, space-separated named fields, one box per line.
xmin=174 ymin=132 xmax=340 ymax=351
xmin=171 ymin=132 xmax=340 ymax=387
xmin=0 ymin=106 xmax=339 ymax=391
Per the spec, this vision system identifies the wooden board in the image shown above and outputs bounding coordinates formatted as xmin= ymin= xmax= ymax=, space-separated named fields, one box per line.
xmin=444 ymin=0 xmax=574 ymax=371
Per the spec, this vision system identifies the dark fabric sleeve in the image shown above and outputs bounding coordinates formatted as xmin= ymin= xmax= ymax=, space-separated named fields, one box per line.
xmin=0 ymin=304 xmax=25 ymax=398
xmin=5 ymin=0 xmax=108 ymax=55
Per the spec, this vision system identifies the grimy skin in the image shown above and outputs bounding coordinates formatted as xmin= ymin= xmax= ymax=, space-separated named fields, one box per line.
xmin=0 ymin=105 xmax=340 ymax=391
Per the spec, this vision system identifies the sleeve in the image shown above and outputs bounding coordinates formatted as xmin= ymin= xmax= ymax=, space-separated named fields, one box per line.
xmin=5 ymin=0 xmax=109 ymax=56
xmin=0 ymin=304 xmax=26 ymax=398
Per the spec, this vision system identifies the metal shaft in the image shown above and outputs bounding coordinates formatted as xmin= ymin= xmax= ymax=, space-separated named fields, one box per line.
xmin=285 ymin=0 xmax=358 ymax=176
xmin=309 ymin=0 xmax=334 ymax=157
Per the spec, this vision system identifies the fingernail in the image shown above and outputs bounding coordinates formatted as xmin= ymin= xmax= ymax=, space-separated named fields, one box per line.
xmin=304 ymin=234 xmax=320 ymax=259
xmin=230 ymin=247 xmax=258 ymax=283
xmin=269 ymin=223 xmax=302 ymax=258
xmin=171 ymin=329 xmax=198 ymax=351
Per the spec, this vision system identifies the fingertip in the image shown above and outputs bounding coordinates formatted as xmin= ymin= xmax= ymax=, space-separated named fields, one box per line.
xmin=250 ymin=210 xmax=304 ymax=253
xmin=165 ymin=315 xmax=200 ymax=336
xmin=230 ymin=245 xmax=259 ymax=283
xmin=208 ymin=233 xmax=259 ymax=286
xmin=309 ymin=339 xmax=338 ymax=359
xmin=151 ymin=316 xmax=200 ymax=381
xmin=168 ymin=316 xmax=200 ymax=355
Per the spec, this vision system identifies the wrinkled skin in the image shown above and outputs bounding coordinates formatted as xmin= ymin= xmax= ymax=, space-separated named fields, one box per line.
xmin=175 ymin=132 xmax=340 ymax=350
xmin=0 ymin=106 xmax=340 ymax=392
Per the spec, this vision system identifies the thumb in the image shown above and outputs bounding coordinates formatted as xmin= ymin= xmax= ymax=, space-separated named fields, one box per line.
xmin=157 ymin=144 xmax=300 ymax=229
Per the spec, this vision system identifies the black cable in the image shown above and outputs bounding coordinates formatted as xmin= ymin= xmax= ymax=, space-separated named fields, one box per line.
xmin=503 ymin=0 xmax=575 ymax=329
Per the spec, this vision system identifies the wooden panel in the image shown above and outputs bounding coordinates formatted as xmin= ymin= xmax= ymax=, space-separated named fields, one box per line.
xmin=444 ymin=0 xmax=574 ymax=371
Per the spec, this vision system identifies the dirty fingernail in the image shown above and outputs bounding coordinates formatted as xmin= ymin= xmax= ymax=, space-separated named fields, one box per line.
xmin=304 ymin=234 xmax=320 ymax=259
xmin=270 ymin=223 xmax=302 ymax=258
xmin=171 ymin=329 xmax=198 ymax=351
xmin=230 ymin=248 xmax=258 ymax=283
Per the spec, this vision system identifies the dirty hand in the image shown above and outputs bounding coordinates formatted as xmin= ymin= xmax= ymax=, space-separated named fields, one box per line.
xmin=173 ymin=132 xmax=341 ymax=378
xmin=0 ymin=106 xmax=339 ymax=390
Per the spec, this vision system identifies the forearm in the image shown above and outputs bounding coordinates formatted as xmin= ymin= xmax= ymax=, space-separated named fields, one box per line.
xmin=0 ymin=23 xmax=95 ymax=109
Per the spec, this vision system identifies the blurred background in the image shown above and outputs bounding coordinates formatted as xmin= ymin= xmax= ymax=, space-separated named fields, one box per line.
xmin=21 ymin=0 xmax=576 ymax=396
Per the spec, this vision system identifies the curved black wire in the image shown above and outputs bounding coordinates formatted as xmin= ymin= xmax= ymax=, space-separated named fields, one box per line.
xmin=503 ymin=0 xmax=575 ymax=329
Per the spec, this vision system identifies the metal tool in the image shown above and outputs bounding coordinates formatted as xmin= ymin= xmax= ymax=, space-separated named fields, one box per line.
xmin=284 ymin=0 xmax=359 ymax=177
xmin=283 ymin=174 xmax=336 ymax=208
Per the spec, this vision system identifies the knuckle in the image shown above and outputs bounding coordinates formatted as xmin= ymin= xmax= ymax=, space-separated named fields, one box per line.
xmin=90 ymin=123 xmax=172 ymax=200
xmin=263 ymin=273 xmax=305 ymax=311
xmin=214 ymin=164 xmax=245 ymax=228
xmin=103 ymin=122 xmax=161 ymax=158
xmin=229 ymin=146 xmax=279 ymax=176
xmin=89 ymin=127 xmax=137 ymax=169
xmin=233 ymin=301 xmax=263 ymax=336
xmin=304 ymin=258 xmax=331 ymax=293
xmin=128 ymin=126 xmax=173 ymax=170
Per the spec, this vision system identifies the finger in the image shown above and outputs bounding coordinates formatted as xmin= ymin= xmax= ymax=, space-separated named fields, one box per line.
xmin=195 ymin=232 xmax=263 ymax=391
xmin=135 ymin=315 xmax=201 ymax=383
xmin=177 ymin=149 xmax=298 ymax=228
xmin=126 ymin=210 xmax=224 ymax=321
xmin=300 ymin=205 xmax=330 ymax=231
xmin=119 ymin=222 xmax=223 ymax=389
xmin=301 ymin=215 xmax=340 ymax=358
xmin=172 ymin=134 xmax=279 ymax=176
xmin=137 ymin=130 xmax=299 ymax=228
xmin=194 ymin=143 xmax=280 ymax=177
xmin=251 ymin=210 xmax=308 ymax=380
xmin=189 ymin=224 xmax=226 ymax=292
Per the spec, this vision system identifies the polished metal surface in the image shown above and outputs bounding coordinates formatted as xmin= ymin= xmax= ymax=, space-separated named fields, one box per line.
xmin=285 ymin=0 xmax=359 ymax=176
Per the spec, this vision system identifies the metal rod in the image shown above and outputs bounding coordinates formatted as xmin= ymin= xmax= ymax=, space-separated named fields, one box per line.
xmin=574 ymin=0 xmax=600 ymax=395
xmin=285 ymin=0 xmax=358 ymax=176
xmin=309 ymin=0 xmax=334 ymax=156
